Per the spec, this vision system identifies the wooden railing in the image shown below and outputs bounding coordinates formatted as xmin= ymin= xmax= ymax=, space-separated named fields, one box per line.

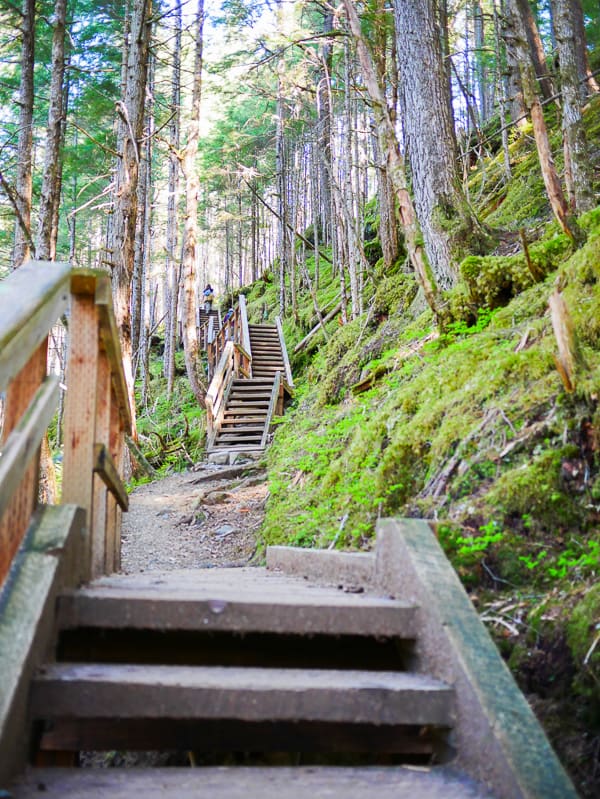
xmin=207 ymin=295 xmax=252 ymax=381
xmin=0 ymin=262 xmax=131 ymax=588
xmin=275 ymin=315 xmax=294 ymax=389
xmin=205 ymin=338 xmax=252 ymax=450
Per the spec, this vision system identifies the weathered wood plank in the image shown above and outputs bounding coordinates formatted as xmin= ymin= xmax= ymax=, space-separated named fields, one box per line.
xmin=30 ymin=664 xmax=453 ymax=726
xmin=0 ymin=505 xmax=85 ymax=786
xmin=0 ymin=261 xmax=70 ymax=393
xmin=93 ymin=443 xmax=128 ymax=512
xmin=94 ymin=275 xmax=132 ymax=433
xmin=10 ymin=765 xmax=495 ymax=799
xmin=0 ymin=375 xmax=59 ymax=525
xmin=56 ymin=583 xmax=417 ymax=637
xmin=35 ymin=718 xmax=436 ymax=755
xmin=61 ymin=294 xmax=99 ymax=579
xmin=90 ymin=353 xmax=111 ymax=579
xmin=260 ymin=373 xmax=281 ymax=449
xmin=0 ymin=345 xmax=47 ymax=586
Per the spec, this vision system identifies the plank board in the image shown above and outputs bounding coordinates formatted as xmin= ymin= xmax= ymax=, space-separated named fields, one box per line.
xmin=10 ymin=766 xmax=495 ymax=799
xmin=30 ymin=664 xmax=453 ymax=726
xmin=57 ymin=564 xmax=416 ymax=635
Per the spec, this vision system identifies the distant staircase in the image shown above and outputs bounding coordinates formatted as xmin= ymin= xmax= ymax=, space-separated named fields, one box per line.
xmin=205 ymin=298 xmax=293 ymax=458
xmin=249 ymin=323 xmax=287 ymax=379
xmin=210 ymin=377 xmax=276 ymax=452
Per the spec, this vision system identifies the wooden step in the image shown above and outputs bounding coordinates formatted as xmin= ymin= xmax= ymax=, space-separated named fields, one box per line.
xmin=222 ymin=412 xmax=268 ymax=420
xmin=220 ymin=417 xmax=268 ymax=426
xmin=216 ymin=431 xmax=265 ymax=439
xmin=217 ymin=426 xmax=266 ymax=435
xmin=226 ymin=402 xmax=271 ymax=410
xmin=30 ymin=664 xmax=453 ymax=727
xmin=10 ymin=766 xmax=494 ymax=799
xmin=229 ymin=388 xmax=273 ymax=397
xmin=57 ymin=568 xmax=418 ymax=637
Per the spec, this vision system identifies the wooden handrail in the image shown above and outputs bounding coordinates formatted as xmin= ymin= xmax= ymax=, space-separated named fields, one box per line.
xmin=0 ymin=264 xmax=131 ymax=588
xmin=0 ymin=261 xmax=70 ymax=393
xmin=261 ymin=371 xmax=282 ymax=449
xmin=275 ymin=316 xmax=294 ymax=388
xmin=239 ymin=294 xmax=252 ymax=369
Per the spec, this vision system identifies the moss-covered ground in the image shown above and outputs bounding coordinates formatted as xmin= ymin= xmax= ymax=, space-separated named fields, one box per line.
xmin=234 ymin=96 xmax=600 ymax=796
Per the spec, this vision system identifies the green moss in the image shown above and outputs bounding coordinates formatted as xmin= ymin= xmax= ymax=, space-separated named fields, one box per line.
xmin=459 ymin=232 xmax=572 ymax=309
xmin=487 ymin=446 xmax=581 ymax=525
xmin=568 ymin=585 xmax=600 ymax=665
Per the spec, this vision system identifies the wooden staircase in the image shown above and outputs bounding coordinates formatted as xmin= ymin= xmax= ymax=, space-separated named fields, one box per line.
xmin=210 ymin=377 xmax=276 ymax=452
xmin=6 ymin=526 xmax=578 ymax=799
xmin=12 ymin=566 xmax=481 ymax=798
xmin=205 ymin=300 xmax=293 ymax=458
xmin=248 ymin=323 xmax=287 ymax=379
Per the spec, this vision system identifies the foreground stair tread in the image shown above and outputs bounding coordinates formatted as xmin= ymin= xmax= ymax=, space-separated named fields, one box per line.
xmin=11 ymin=766 xmax=495 ymax=799
xmin=57 ymin=566 xmax=418 ymax=636
xmin=31 ymin=664 xmax=453 ymax=726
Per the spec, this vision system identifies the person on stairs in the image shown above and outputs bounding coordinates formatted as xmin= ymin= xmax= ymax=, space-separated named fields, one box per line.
xmin=203 ymin=284 xmax=215 ymax=312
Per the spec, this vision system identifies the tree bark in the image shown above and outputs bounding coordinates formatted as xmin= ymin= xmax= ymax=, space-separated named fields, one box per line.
xmin=180 ymin=0 xmax=206 ymax=407
xmin=111 ymin=0 xmax=152 ymax=436
xmin=506 ymin=0 xmax=582 ymax=243
xmin=568 ymin=0 xmax=599 ymax=98
xmin=36 ymin=0 xmax=67 ymax=260
xmin=551 ymin=0 xmax=594 ymax=212
xmin=12 ymin=0 xmax=35 ymax=268
xmin=342 ymin=0 xmax=440 ymax=315
xmin=394 ymin=0 xmax=484 ymax=290
xmin=514 ymin=0 xmax=554 ymax=102
xmin=165 ymin=2 xmax=182 ymax=397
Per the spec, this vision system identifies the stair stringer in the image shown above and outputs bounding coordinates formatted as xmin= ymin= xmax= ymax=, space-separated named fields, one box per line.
xmin=266 ymin=521 xmax=578 ymax=799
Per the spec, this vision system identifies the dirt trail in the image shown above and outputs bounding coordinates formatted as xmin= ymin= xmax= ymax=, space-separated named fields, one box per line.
xmin=121 ymin=459 xmax=268 ymax=573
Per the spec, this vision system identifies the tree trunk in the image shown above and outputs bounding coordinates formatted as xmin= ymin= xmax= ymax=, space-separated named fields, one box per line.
xmin=394 ymin=0 xmax=484 ymax=290
xmin=342 ymin=0 xmax=440 ymax=314
xmin=506 ymin=0 xmax=582 ymax=243
xmin=473 ymin=1 xmax=489 ymax=123
xmin=132 ymin=53 xmax=154 ymax=368
xmin=36 ymin=0 xmax=67 ymax=260
xmin=180 ymin=0 xmax=206 ymax=407
xmin=551 ymin=0 xmax=594 ymax=212
xmin=500 ymin=0 xmax=527 ymax=124
xmin=111 ymin=0 xmax=152 ymax=436
xmin=316 ymin=7 xmax=333 ymax=247
xmin=568 ymin=0 xmax=599 ymax=98
xmin=12 ymin=0 xmax=35 ymax=268
xmin=514 ymin=0 xmax=554 ymax=102
xmin=165 ymin=2 xmax=182 ymax=397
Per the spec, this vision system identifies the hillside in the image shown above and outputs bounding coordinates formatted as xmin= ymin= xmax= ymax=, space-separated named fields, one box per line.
xmin=233 ymin=96 xmax=600 ymax=796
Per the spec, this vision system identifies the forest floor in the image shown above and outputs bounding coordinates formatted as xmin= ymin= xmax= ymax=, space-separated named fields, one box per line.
xmin=121 ymin=459 xmax=268 ymax=573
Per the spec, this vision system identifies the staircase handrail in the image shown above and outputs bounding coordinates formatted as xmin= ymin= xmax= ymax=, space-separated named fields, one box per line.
xmin=260 ymin=371 xmax=282 ymax=449
xmin=275 ymin=316 xmax=294 ymax=389
xmin=0 ymin=262 xmax=131 ymax=588
xmin=238 ymin=294 xmax=252 ymax=369
xmin=205 ymin=340 xmax=235 ymax=448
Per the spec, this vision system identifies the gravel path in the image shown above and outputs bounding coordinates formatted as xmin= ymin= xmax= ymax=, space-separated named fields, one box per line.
xmin=121 ymin=459 xmax=268 ymax=573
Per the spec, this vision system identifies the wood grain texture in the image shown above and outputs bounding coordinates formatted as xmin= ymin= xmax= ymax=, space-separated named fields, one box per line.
xmin=30 ymin=663 xmax=453 ymax=726
xmin=0 ymin=261 xmax=69 ymax=393
xmin=90 ymin=352 xmax=110 ymax=578
xmin=0 ymin=375 xmax=59 ymax=524
xmin=0 ymin=344 xmax=47 ymax=586
xmin=61 ymin=294 xmax=99 ymax=579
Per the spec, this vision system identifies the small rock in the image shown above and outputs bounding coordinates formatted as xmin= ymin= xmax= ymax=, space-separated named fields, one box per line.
xmin=203 ymin=491 xmax=233 ymax=505
xmin=216 ymin=524 xmax=237 ymax=537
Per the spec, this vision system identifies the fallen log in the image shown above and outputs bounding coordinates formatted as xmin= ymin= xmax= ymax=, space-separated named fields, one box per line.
xmin=294 ymin=302 xmax=342 ymax=354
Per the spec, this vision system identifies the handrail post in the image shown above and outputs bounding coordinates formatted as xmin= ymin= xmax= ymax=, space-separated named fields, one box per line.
xmin=61 ymin=287 xmax=100 ymax=582
xmin=239 ymin=294 xmax=252 ymax=376
xmin=275 ymin=316 xmax=294 ymax=388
